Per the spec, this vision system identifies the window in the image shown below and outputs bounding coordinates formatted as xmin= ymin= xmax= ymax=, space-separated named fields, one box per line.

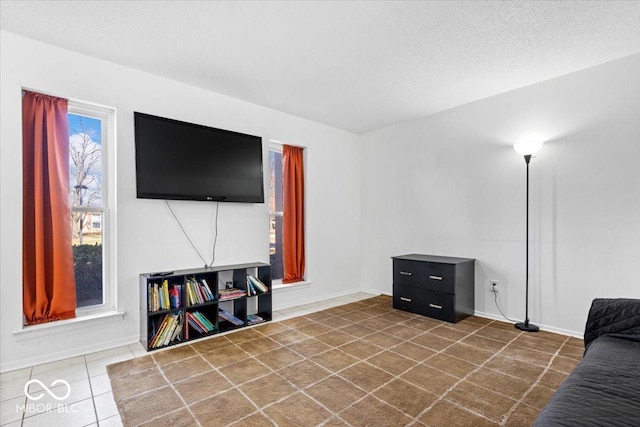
xmin=269 ymin=142 xmax=306 ymax=284
xmin=22 ymin=92 xmax=115 ymax=325
xmin=269 ymin=144 xmax=284 ymax=280
xmin=68 ymin=107 xmax=109 ymax=309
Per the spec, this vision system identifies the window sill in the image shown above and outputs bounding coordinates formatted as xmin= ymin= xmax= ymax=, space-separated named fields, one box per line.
xmin=12 ymin=310 xmax=125 ymax=342
xmin=272 ymin=280 xmax=312 ymax=292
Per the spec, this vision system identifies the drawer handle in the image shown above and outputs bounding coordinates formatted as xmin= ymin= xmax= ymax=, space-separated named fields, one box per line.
xmin=429 ymin=303 xmax=443 ymax=310
xmin=429 ymin=275 xmax=443 ymax=281
xmin=400 ymin=271 xmax=412 ymax=276
xmin=400 ymin=297 xmax=412 ymax=302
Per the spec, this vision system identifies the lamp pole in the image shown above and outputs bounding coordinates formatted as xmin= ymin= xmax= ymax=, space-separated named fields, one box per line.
xmin=515 ymin=151 xmax=539 ymax=332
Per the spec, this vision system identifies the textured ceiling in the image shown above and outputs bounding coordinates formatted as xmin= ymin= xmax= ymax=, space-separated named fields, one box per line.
xmin=1 ymin=0 xmax=640 ymax=134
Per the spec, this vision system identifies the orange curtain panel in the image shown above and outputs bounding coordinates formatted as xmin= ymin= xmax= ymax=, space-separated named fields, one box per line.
xmin=282 ymin=145 xmax=305 ymax=283
xmin=22 ymin=91 xmax=77 ymax=325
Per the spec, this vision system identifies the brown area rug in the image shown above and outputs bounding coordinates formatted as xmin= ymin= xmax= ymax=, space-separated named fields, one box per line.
xmin=107 ymin=295 xmax=583 ymax=426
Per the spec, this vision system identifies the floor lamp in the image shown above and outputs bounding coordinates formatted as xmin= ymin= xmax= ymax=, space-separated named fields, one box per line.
xmin=513 ymin=140 xmax=543 ymax=333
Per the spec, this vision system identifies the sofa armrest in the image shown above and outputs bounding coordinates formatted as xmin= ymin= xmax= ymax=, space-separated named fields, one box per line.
xmin=584 ymin=298 xmax=640 ymax=348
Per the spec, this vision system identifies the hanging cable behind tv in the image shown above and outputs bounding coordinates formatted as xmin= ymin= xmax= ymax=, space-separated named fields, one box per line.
xmin=165 ymin=200 xmax=219 ymax=268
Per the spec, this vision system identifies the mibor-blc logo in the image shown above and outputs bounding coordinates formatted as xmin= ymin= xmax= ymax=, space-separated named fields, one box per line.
xmin=18 ymin=379 xmax=80 ymax=414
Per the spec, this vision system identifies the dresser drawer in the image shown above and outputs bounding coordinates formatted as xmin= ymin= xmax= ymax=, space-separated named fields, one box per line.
xmin=393 ymin=285 xmax=456 ymax=322
xmin=392 ymin=285 xmax=426 ymax=315
xmin=422 ymin=290 xmax=455 ymax=323
xmin=393 ymin=259 xmax=455 ymax=294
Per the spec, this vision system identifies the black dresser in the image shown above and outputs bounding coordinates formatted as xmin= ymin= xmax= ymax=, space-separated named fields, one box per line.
xmin=392 ymin=254 xmax=475 ymax=323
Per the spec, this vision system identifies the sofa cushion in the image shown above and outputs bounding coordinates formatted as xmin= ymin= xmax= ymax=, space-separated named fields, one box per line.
xmin=584 ymin=298 xmax=640 ymax=348
xmin=533 ymin=335 xmax=640 ymax=426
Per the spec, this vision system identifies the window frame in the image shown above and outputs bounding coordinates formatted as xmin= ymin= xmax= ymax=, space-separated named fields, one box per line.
xmin=68 ymin=99 xmax=116 ymax=316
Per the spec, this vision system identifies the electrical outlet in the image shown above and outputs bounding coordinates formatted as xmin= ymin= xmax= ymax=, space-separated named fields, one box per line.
xmin=490 ymin=280 xmax=499 ymax=293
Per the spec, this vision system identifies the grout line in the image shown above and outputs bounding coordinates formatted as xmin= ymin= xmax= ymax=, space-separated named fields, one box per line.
xmin=83 ymin=356 xmax=101 ymax=426
xmin=405 ymin=322 xmax=525 ymax=425
xmin=498 ymin=334 xmax=572 ymax=426
xmin=135 ymin=351 xmax=204 ymax=427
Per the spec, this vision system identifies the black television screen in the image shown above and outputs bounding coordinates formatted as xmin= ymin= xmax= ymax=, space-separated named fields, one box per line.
xmin=134 ymin=112 xmax=264 ymax=203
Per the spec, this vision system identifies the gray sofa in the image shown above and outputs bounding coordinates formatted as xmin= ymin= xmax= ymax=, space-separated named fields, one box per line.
xmin=533 ymin=298 xmax=640 ymax=426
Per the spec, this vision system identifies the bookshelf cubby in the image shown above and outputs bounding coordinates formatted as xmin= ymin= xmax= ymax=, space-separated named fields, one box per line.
xmin=140 ymin=262 xmax=272 ymax=351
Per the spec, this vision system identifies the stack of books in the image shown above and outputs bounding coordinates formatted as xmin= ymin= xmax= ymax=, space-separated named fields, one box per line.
xmin=247 ymin=314 xmax=265 ymax=325
xmin=218 ymin=288 xmax=246 ymax=301
xmin=218 ymin=308 xmax=244 ymax=326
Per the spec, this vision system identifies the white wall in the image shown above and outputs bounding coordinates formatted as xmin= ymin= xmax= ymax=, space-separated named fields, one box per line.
xmin=2 ymin=31 xmax=638 ymax=372
xmin=360 ymin=54 xmax=640 ymax=336
xmin=0 ymin=31 xmax=362 ymax=372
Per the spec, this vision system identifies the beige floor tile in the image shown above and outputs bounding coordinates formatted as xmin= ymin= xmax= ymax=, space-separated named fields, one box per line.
xmin=85 ymin=345 xmax=133 ymax=362
xmin=87 ymin=353 xmax=134 ymax=377
xmin=270 ymin=311 xmax=288 ymax=322
xmin=31 ymin=356 xmax=86 ymax=375
xmin=89 ymin=373 xmax=112 ymax=396
xmin=98 ymin=414 xmax=124 ymax=427
xmin=0 ymin=395 xmax=26 ymax=425
xmin=0 ymin=367 xmax=32 ymax=384
xmin=1 ymin=377 xmax=32 ymax=401
xmin=276 ymin=308 xmax=315 ymax=319
xmin=128 ymin=342 xmax=147 ymax=358
xmin=28 ymin=363 xmax=89 ymax=389
xmin=24 ymin=378 xmax=92 ymax=419
xmin=94 ymin=392 xmax=119 ymax=421
xmin=21 ymin=397 xmax=96 ymax=427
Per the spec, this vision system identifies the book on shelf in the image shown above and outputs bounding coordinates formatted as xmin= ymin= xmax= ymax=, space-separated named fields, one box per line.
xmin=163 ymin=280 xmax=170 ymax=309
xmin=186 ymin=313 xmax=205 ymax=335
xmin=200 ymin=278 xmax=215 ymax=300
xmin=149 ymin=281 xmax=182 ymax=311
xmin=247 ymin=275 xmax=269 ymax=294
xmin=149 ymin=311 xmax=182 ymax=349
xmin=247 ymin=314 xmax=265 ymax=325
xmin=186 ymin=311 xmax=215 ymax=335
xmin=218 ymin=308 xmax=244 ymax=326
xmin=218 ymin=288 xmax=246 ymax=301
xmin=186 ymin=277 xmax=215 ymax=305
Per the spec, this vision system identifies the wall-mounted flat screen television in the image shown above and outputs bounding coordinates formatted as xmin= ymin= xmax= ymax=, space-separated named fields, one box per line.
xmin=134 ymin=112 xmax=264 ymax=203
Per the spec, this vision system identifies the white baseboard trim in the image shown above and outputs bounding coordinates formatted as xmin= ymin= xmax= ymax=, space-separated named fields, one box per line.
xmin=473 ymin=310 xmax=583 ymax=338
xmin=357 ymin=288 xmax=584 ymax=339
xmin=0 ymin=334 xmax=140 ymax=373
xmin=359 ymin=287 xmax=390 ymax=297
xmin=274 ymin=288 xmax=378 ymax=311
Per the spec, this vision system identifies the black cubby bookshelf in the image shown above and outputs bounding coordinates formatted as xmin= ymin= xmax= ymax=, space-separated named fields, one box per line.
xmin=140 ymin=262 xmax=271 ymax=351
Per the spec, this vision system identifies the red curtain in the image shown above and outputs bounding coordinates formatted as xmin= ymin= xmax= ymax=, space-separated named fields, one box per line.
xmin=282 ymin=145 xmax=305 ymax=283
xmin=22 ymin=91 xmax=76 ymax=325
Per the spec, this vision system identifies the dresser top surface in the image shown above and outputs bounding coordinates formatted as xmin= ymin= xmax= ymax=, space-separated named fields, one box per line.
xmin=392 ymin=254 xmax=475 ymax=265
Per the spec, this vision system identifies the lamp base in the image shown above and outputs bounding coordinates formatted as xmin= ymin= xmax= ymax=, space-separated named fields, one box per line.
xmin=515 ymin=322 xmax=539 ymax=333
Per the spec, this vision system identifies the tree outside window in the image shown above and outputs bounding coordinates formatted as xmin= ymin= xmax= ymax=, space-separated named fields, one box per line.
xmin=68 ymin=113 xmax=104 ymax=308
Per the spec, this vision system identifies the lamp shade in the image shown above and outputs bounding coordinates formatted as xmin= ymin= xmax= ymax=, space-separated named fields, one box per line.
xmin=513 ymin=140 xmax=544 ymax=156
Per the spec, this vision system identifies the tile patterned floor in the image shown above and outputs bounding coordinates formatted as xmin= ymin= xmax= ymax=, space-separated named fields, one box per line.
xmin=0 ymin=293 xmax=374 ymax=427
xmin=107 ymin=296 xmax=582 ymax=427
